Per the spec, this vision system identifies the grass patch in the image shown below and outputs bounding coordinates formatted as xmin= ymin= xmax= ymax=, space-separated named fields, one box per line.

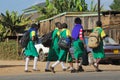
xmin=0 ymin=40 xmax=23 ymax=60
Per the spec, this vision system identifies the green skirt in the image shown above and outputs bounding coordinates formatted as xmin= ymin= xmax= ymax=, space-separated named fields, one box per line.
xmin=92 ymin=41 xmax=105 ymax=59
xmin=47 ymin=47 xmax=58 ymax=61
xmin=24 ymin=41 xmax=38 ymax=57
xmin=58 ymin=49 xmax=68 ymax=62
xmin=73 ymin=39 xmax=85 ymax=60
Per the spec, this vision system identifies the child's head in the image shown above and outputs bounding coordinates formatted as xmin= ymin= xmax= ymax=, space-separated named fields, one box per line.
xmin=55 ymin=22 xmax=61 ymax=29
xmin=31 ymin=23 xmax=39 ymax=30
xmin=74 ymin=17 xmax=82 ymax=24
xmin=96 ymin=20 xmax=102 ymax=27
xmin=62 ymin=23 xmax=68 ymax=28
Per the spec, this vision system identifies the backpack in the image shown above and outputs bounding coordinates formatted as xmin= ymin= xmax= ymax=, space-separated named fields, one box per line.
xmin=58 ymin=30 xmax=71 ymax=49
xmin=58 ymin=37 xmax=71 ymax=49
xmin=20 ymin=31 xmax=30 ymax=48
xmin=41 ymin=31 xmax=53 ymax=47
xmin=88 ymin=28 xmax=101 ymax=48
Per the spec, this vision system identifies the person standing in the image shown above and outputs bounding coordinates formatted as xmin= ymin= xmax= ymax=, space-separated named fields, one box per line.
xmin=71 ymin=17 xmax=85 ymax=72
xmin=24 ymin=23 xmax=39 ymax=72
xmin=45 ymin=22 xmax=67 ymax=72
xmin=92 ymin=21 xmax=106 ymax=72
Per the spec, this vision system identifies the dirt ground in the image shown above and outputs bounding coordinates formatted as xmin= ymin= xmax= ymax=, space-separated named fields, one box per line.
xmin=0 ymin=60 xmax=120 ymax=76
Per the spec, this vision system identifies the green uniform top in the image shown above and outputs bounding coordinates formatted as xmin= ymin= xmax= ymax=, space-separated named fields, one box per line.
xmin=24 ymin=31 xmax=39 ymax=57
xmin=92 ymin=27 xmax=106 ymax=59
xmin=47 ymin=28 xmax=59 ymax=61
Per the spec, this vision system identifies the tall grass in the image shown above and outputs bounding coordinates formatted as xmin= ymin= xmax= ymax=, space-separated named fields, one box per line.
xmin=0 ymin=40 xmax=23 ymax=60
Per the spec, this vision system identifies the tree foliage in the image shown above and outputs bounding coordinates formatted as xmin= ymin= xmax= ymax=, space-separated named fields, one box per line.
xmin=110 ymin=0 xmax=120 ymax=11
xmin=23 ymin=0 xmax=88 ymax=20
xmin=0 ymin=10 xmax=31 ymax=37
xmin=52 ymin=0 xmax=87 ymax=12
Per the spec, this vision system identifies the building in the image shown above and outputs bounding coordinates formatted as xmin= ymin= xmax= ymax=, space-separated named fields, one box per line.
xmin=37 ymin=11 xmax=120 ymax=43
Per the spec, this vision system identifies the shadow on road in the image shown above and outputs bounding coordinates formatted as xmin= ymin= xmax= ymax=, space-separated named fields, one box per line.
xmin=0 ymin=65 xmax=33 ymax=68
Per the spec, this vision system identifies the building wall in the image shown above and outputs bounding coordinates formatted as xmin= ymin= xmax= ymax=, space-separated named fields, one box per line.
xmin=102 ymin=13 xmax=120 ymax=43
xmin=38 ymin=12 xmax=120 ymax=43
xmin=65 ymin=15 xmax=98 ymax=31
xmin=39 ymin=15 xmax=66 ymax=35
xmin=39 ymin=12 xmax=99 ymax=35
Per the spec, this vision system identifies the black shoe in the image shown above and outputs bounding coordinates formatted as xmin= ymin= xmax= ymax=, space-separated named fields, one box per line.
xmin=77 ymin=66 xmax=84 ymax=72
xmin=63 ymin=68 xmax=66 ymax=71
xmin=50 ymin=66 xmax=55 ymax=73
xmin=24 ymin=70 xmax=31 ymax=72
xmin=96 ymin=69 xmax=102 ymax=72
xmin=45 ymin=69 xmax=51 ymax=72
xmin=71 ymin=69 xmax=76 ymax=73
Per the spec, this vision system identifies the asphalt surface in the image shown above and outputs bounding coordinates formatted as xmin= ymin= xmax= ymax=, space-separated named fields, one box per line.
xmin=0 ymin=71 xmax=120 ymax=80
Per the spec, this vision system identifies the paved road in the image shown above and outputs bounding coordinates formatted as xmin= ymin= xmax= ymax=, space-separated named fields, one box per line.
xmin=0 ymin=71 xmax=120 ymax=80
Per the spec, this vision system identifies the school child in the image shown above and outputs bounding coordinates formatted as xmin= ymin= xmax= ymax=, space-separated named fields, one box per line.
xmin=24 ymin=23 xmax=39 ymax=72
xmin=71 ymin=17 xmax=85 ymax=72
xmin=45 ymin=22 xmax=67 ymax=72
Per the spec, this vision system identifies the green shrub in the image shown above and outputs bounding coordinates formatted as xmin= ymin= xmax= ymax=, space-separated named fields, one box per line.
xmin=0 ymin=40 xmax=23 ymax=60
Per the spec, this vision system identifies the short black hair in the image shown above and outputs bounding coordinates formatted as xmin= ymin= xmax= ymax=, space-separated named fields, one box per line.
xmin=62 ymin=23 xmax=68 ymax=28
xmin=55 ymin=22 xmax=61 ymax=26
xmin=55 ymin=22 xmax=61 ymax=29
xmin=74 ymin=17 xmax=82 ymax=24
xmin=31 ymin=23 xmax=38 ymax=28
xmin=96 ymin=21 xmax=102 ymax=27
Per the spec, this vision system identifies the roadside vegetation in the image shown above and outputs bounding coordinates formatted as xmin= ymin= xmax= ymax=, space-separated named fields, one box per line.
xmin=0 ymin=40 xmax=22 ymax=60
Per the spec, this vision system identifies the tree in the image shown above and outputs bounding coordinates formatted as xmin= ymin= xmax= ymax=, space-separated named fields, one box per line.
xmin=24 ymin=0 xmax=58 ymax=20
xmin=52 ymin=0 xmax=88 ymax=12
xmin=110 ymin=0 xmax=120 ymax=11
xmin=0 ymin=10 xmax=31 ymax=36
xmin=0 ymin=24 xmax=6 ymax=41
xmin=23 ymin=0 xmax=88 ymax=20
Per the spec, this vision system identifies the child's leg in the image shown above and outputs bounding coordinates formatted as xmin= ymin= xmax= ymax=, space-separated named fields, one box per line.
xmin=25 ymin=57 xmax=30 ymax=71
xmin=33 ymin=57 xmax=38 ymax=70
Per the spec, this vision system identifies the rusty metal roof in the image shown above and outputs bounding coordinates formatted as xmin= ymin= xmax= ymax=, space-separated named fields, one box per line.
xmin=102 ymin=11 xmax=120 ymax=16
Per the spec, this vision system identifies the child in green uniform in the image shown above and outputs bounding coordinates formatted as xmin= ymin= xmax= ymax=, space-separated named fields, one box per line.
xmin=24 ymin=24 xmax=39 ymax=72
xmin=92 ymin=21 xmax=106 ymax=72
xmin=45 ymin=22 xmax=67 ymax=72
xmin=50 ymin=23 xmax=75 ymax=73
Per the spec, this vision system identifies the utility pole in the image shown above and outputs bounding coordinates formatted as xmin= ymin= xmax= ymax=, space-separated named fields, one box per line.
xmin=98 ymin=0 xmax=101 ymax=22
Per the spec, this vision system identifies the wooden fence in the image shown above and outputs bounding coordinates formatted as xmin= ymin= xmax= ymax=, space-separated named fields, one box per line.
xmin=38 ymin=12 xmax=120 ymax=43
xmin=104 ymin=25 xmax=120 ymax=44
xmin=38 ymin=12 xmax=99 ymax=35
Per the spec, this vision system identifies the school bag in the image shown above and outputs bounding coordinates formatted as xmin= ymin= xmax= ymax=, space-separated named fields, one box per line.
xmin=88 ymin=28 xmax=101 ymax=48
xmin=58 ymin=30 xmax=71 ymax=49
xmin=58 ymin=37 xmax=71 ymax=49
xmin=41 ymin=31 xmax=53 ymax=47
xmin=20 ymin=31 xmax=30 ymax=48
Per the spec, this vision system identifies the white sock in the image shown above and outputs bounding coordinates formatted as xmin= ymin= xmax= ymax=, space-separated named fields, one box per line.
xmin=76 ymin=62 xmax=79 ymax=69
xmin=94 ymin=63 xmax=97 ymax=66
xmin=60 ymin=62 xmax=67 ymax=69
xmin=45 ymin=61 xmax=50 ymax=70
xmin=79 ymin=60 xmax=82 ymax=66
xmin=52 ymin=60 xmax=60 ymax=67
xmin=33 ymin=57 xmax=38 ymax=70
xmin=25 ymin=57 xmax=29 ymax=70
xmin=69 ymin=67 xmax=74 ymax=70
